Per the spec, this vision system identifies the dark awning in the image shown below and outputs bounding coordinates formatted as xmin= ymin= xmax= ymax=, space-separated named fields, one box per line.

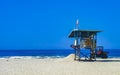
xmin=68 ymin=29 xmax=102 ymax=38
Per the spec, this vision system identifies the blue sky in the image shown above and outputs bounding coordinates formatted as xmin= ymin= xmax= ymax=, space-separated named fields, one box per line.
xmin=0 ymin=0 xmax=120 ymax=49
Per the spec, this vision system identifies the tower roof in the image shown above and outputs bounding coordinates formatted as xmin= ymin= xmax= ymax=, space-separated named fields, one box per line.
xmin=68 ymin=29 xmax=102 ymax=38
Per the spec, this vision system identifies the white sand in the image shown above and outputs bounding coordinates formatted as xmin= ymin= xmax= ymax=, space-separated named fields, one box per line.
xmin=0 ymin=54 xmax=120 ymax=75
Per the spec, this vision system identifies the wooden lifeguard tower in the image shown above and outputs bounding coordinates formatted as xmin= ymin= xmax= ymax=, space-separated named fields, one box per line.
xmin=68 ymin=19 xmax=104 ymax=61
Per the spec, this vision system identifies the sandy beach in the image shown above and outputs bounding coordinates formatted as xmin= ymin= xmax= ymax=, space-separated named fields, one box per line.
xmin=0 ymin=54 xmax=120 ymax=75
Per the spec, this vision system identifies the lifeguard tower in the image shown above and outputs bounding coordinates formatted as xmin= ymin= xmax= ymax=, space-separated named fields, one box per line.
xmin=68 ymin=19 xmax=105 ymax=61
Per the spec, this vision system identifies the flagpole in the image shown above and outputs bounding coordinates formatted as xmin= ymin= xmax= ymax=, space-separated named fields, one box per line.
xmin=76 ymin=19 xmax=79 ymax=29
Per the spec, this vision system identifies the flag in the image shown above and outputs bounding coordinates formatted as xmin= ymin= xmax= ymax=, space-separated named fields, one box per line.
xmin=76 ymin=19 xmax=79 ymax=25
xmin=76 ymin=19 xmax=79 ymax=29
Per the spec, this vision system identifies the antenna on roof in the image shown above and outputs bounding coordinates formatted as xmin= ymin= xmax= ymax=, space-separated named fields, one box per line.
xmin=76 ymin=19 xmax=79 ymax=29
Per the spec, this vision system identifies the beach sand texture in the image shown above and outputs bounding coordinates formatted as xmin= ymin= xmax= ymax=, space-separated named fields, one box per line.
xmin=0 ymin=54 xmax=120 ymax=75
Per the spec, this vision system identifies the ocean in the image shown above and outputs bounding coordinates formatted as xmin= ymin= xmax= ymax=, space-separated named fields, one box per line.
xmin=0 ymin=49 xmax=119 ymax=59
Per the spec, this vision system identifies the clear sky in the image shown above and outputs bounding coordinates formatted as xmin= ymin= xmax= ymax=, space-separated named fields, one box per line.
xmin=0 ymin=0 xmax=120 ymax=49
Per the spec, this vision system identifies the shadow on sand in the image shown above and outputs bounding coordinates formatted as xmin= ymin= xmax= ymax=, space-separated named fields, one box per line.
xmin=96 ymin=59 xmax=120 ymax=62
xmin=77 ymin=59 xmax=120 ymax=62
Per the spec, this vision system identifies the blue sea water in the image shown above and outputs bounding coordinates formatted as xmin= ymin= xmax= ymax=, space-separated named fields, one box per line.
xmin=0 ymin=49 xmax=119 ymax=58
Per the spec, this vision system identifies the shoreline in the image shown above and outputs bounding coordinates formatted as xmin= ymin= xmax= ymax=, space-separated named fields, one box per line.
xmin=0 ymin=55 xmax=120 ymax=60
